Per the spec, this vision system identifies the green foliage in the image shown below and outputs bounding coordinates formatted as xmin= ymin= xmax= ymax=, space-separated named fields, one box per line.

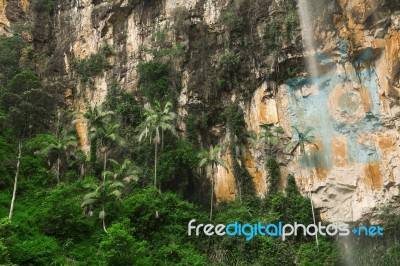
xmin=105 ymin=82 xmax=143 ymax=129
xmin=99 ymin=219 xmax=150 ymax=265
xmin=122 ymin=188 xmax=208 ymax=264
xmin=0 ymin=70 xmax=54 ymax=138
xmin=36 ymin=182 xmax=94 ymax=241
xmin=72 ymin=54 xmax=110 ymax=83
xmin=221 ymin=10 xmax=244 ymax=32
xmin=0 ymin=136 xmax=14 ymax=188
xmin=171 ymin=6 xmax=191 ymax=36
xmin=225 ymin=103 xmax=245 ymax=140
xmin=266 ymin=159 xmax=280 ymax=195
xmin=32 ymin=0 xmax=55 ymax=15
xmin=264 ymin=0 xmax=299 ymax=51
xmin=9 ymin=234 xmax=60 ymax=265
xmin=219 ymin=51 xmax=240 ymax=76
xmin=297 ymin=238 xmax=339 ymax=266
xmin=287 ymin=126 xmax=316 ymax=154
xmin=73 ymin=105 xmax=114 ymax=172
xmin=137 ymin=60 xmax=176 ymax=103
xmin=157 ymin=141 xmax=199 ymax=192
xmin=184 ymin=112 xmax=208 ymax=142
xmin=100 ymin=43 xmax=113 ymax=57
xmin=285 ymin=174 xmax=299 ymax=195
xmin=0 ymin=35 xmax=27 ymax=83
xmin=224 ymin=103 xmax=255 ymax=197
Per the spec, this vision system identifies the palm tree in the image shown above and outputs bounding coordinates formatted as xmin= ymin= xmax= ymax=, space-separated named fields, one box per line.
xmin=39 ymin=131 xmax=78 ymax=184
xmin=82 ymin=158 xmax=140 ymax=233
xmin=198 ymin=145 xmax=225 ymax=221
xmin=138 ymin=101 xmax=177 ymax=189
xmin=259 ymin=123 xmax=284 ymax=157
xmin=96 ymin=122 xmax=120 ymax=175
xmin=288 ymin=126 xmax=319 ymax=251
xmin=73 ymin=105 xmax=114 ymax=172
xmin=286 ymin=126 xmax=317 ymax=154
xmin=69 ymin=149 xmax=89 ymax=178
xmin=105 ymin=159 xmax=141 ymax=184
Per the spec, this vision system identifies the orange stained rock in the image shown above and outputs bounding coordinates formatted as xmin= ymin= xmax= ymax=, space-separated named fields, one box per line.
xmin=364 ymin=163 xmax=382 ymax=190
xmin=74 ymin=113 xmax=89 ymax=148
xmin=357 ymin=86 xmax=372 ymax=113
xmin=332 ymin=136 xmax=349 ymax=167
xmin=376 ymin=132 xmax=397 ymax=155
xmin=0 ymin=0 xmax=10 ymax=34
xmin=373 ymin=32 xmax=400 ymax=96
xmin=215 ymin=154 xmax=236 ymax=203
xmin=315 ymin=168 xmax=330 ymax=181
xmin=20 ymin=0 xmax=29 ymax=12
xmin=244 ymin=148 xmax=266 ymax=195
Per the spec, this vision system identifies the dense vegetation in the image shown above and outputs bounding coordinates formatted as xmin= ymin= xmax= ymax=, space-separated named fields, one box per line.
xmin=0 ymin=1 xmax=400 ymax=265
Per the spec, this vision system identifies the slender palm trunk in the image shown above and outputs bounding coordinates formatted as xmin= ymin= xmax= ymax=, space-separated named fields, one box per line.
xmin=9 ymin=141 xmax=22 ymax=220
xmin=80 ymin=164 xmax=84 ymax=178
xmin=90 ymin=137 xmax=97 ymax=172
xmin=309 ymin=188 xmax=319 ymax=251
xmin=103 ymin=149 xmax=107 ymax=174
xmin=301 ymin=147 xmax=319 ymax=251
xmin=154 ymin=142 xmax=158 ymax=189
xmin=161 ymin=130 xmax=164 ymax=151
xmin=57 ymin=155 xmax=60 ymax=184
xmin=102 ymin=205 xmax=108 ymax=234
xmin=210 ymin=167 xmax=214 ymax=221
xmin=102 ymin=150 xmax=108 ymax=234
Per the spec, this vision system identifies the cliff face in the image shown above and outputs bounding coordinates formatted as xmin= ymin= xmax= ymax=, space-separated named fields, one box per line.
xmin=2 ymin=0 xmax=400 ymax=223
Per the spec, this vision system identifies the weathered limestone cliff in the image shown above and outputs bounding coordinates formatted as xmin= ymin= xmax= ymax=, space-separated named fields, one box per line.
xmin=1 ymin=0 xmax=400 ymax=223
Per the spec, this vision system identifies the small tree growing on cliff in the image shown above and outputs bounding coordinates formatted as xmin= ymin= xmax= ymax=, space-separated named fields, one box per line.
xmin=198 ymin=145 xmax=225 ymax=221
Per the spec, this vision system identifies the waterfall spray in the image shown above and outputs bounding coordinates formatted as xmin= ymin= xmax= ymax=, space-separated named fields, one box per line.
xmin=297 ymin=0 xmax=320 ymax=251
xmin=298 ymin=0 xmax=319 ymax=78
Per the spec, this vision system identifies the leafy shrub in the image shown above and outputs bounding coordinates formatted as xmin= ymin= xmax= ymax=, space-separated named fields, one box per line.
xmin=157 ymin=141 xmax=199 ymax=192
xmin=0 ymin=36 xmax=27 ymax=83
xmin=221 ymin=11 xmax=244 ymax=32
xmin=9 ymin=234 xmax=60 ymax=265
xmin=267 ymin=159 xmax=280 ymax=195
xmin=137 ymin=60 xmax=175 ymax=103
xmin=32 ymin=0 xmax=55 ymax=15
xmin=99 ymin=219 xmax=151 ymax=266
xmin=219 ymin=51 xmax=240 ymax=76
xmin=171 ymin=6 xmax=191 ymax=36
xmin=100 ymin=44 xmax=113 ymax=57
xmin=72 ymin=54 xmax=110 ymax=83
xmin=36 ymin=182 xmax=94 ymax=240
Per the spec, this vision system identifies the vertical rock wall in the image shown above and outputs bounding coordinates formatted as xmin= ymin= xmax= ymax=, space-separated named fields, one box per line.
xmin=1 ymin=0 xmax=400 ymax=222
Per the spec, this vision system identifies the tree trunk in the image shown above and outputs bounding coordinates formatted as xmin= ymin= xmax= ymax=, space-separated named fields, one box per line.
xmin=102 ymin=151 xmax=108 ymax=234
xmin=154 ymin=142 xmax=157 ymax=189
xmin=90 ymin=137 xmax=97 ymax=172
xmin=210 ymin=167 xmax=214 ymax=221
xmin=103 ymin=149 xmax=107 ymax=174
xmin=56 ymin=155 xmax=60 ymax=184
xmin=161 ymin=130 xmax=164 ymax=151
xmin=80 ymin=163 xmax=84 ymax=178
xmin=301 ymin=147 xmax=319 ymax=252
xmin=9 ymin=141 xmax=22 ymax=220
xmin=102 ymin=205 xmax=108 ymax=234
xmin=309 ymin=188 xmax=319 ymax=251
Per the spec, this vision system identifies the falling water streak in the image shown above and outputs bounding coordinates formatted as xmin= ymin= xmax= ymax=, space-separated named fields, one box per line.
xmin=297 ymin=0 xmax=320 ymax=252
xmin=298 ymin=0 xmax=319 ymax=78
